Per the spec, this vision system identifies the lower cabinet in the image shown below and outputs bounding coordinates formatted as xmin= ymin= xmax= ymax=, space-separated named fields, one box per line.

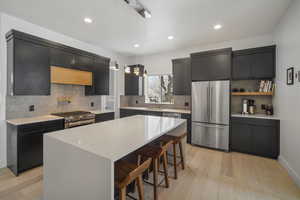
xmin=120 ymin=109 xmax=145 ymax=118
xmin=7 ymin=119 xmax=64 ymax=176
xmin=95 ymin=112 xmax=115 ymax=123
xmin=181 ymin=114 xmax=192 ymax=144
xmin=230 ymin=117 xmax=279 ymax=159
xmin=120 ymin=109 xmax=191 ymax=144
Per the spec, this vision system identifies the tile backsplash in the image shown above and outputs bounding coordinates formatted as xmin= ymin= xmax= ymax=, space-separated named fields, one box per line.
xmin=120 ymin=95 xmax=191 ymax=110
xmin=6 ymin=84 xmax=102 ymax=119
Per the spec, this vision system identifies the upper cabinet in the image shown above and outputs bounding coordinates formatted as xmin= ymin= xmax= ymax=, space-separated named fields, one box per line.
xmin=85 ymin=57 xmax=110 ymax=96
xmin=232 ymin=46 xmax=276 ymax=80
xmin=6 ymin=30 xmax=110 ymax=96
xmin=191 ymin=48 xmax=232 ymax=81
xmin=7 ymin=31 xmax=50 ymax=95
xmin=50 ymin=47 xmax=75 ymax=68
xmin=172 ymin=58 xmax=191 ymax=95
xmin=124 ymin=65 xmax=144 ymax=96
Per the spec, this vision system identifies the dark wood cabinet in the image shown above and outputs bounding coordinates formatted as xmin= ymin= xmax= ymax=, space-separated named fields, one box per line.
xmin=232 ymin=54 xmax=252 ymax=80
xmin=73 ymin=54 xmax=94 ymax=70
xmin=7 ymin=35 xmax=51 ymax=96
xmin=50 ymin=47 xmax=75 ymax=68
xmin=7 ymin=119 xmax=64 ymax=176
xmin=85 ymin=57 xmax=110 ymax=96
xmin=191 ymin=48 xmax=232 ymax=81
xmin=95 ymin=112 xmax=115 ymax=123
xmin=230 ymin=117 xmax=279 ymax=159
xmin=120 ymin=109 xmax=146 ymax=118
xmin=181 ymin=113 xmax=191 ymax=144
xmin=124 ymin=65 xmax=144 ymax=96
xmin=231 ymin=123 xmax=252 ymax=154
xmin=232 ymin=46 xmax=276 ymax=80
xmin=6 ymin=29 xmax=110 ymax=96
xmin=172 ymin=58 xmax=191 ymax=95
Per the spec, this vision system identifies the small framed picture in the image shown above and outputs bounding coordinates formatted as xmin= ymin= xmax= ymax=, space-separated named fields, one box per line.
xmin=287 ymin=67 xmax=294 ymax=85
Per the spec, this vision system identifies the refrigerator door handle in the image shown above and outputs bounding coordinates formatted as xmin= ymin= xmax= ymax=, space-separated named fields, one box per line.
xmin=210 ymin=86 xmax=213 ymax=122
xmin=193 ymin=123 xmax=227 ymax=129
xmin=207 ymin=86 xmax=210 ymax=121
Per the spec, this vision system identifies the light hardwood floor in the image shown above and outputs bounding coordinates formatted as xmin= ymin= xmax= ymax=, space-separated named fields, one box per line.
xmin=0 ymin=145 xmax=299 ymax=200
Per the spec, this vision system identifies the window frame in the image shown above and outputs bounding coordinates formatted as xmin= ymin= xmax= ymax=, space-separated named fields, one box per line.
xmin=144 ymin=74 xmax=174 ymax=104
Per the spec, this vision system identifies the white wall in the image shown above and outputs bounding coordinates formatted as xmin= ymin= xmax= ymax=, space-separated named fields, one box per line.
xmin=274 ymin=0 xmax=300 ymax=187
xmin=0 ymin=13 xmax=5 ymax=169
xmin=0 ymin=13 xmax=131 ymax=168
xmin=130 ymin=34 xmax=275 ymax=74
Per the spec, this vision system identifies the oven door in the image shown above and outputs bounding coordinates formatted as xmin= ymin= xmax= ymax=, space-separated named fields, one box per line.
xmin=66 ymin=119 xmax=95 ymax=128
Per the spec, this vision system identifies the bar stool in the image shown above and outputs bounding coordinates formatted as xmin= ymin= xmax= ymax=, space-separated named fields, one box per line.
xmin=136 ymin=139 xmax=173 ymax=200
xmin=158 ymin=132 xmax=187 ymax=179
xmin=115 ymin=157 xmax=152 ymax=200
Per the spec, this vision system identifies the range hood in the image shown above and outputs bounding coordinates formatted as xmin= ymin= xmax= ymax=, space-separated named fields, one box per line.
xmin=50 ymin=66 xmax=93 ymax=86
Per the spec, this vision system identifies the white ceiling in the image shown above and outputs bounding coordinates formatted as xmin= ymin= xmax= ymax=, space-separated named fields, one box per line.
xmin=0 ymin=0 xmax=291 ymax=56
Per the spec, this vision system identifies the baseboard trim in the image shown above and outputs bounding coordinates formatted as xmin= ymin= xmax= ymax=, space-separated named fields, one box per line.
xmin=278 ymin=155 xmax=300 ymax=188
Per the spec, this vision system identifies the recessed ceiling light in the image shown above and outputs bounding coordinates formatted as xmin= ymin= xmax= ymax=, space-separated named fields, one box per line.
xmin=168 ymin=36 xmax=174 ymax=40
xmin=134 ymin=44 xmax=140 ymax=48
xmin=214 ymin=24 xmax=222 ymax=30
xmin=84 ymin=18 xmax=93 ymax=24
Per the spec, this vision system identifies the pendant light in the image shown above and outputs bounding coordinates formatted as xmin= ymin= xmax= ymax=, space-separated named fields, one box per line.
xmin=143 ymin=69 xmax=147 ymax=77
xmin=109 ymin=61 xmax=119 ymax=71
xmin=125 ymin=66 xmax=131 ymax=74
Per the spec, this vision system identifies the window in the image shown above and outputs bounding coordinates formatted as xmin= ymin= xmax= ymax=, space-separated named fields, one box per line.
xmin=145 ymin=74 xmax=174 ymax=104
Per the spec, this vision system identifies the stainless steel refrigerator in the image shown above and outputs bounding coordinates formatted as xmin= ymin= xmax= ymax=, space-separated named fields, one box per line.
xmin=191 ymin=80 xmax=230 ymax=151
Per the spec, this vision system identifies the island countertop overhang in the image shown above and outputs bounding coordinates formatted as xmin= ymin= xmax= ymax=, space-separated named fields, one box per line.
xmin=45 ymin=115 xmax=186 ymax=162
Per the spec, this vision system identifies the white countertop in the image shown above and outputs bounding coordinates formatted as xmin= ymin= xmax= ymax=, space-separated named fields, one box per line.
xmin=231 ymin=113 xmax=280 ymax=120
xmin=46 ymin=115 xmax=186 ymax=161
xmin=6 ymin=110 xmax=115 ymax=126
xmin=120 ymin=106 xmax=191 ymax=114
xmin=7 ymin=115 xmax=64 ymax=126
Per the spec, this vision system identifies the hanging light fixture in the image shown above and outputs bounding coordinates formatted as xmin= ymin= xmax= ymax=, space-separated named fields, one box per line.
xmin=133 ymin=67 xmax=140 ymax=76
xmin=109 ymin=61 xmax=120 ymax=71
xmin=124 ymin=65 xmax=131 ymax=74
xmin=123 ymin=0 xmax=152 ymax=19
xmin=143 ymin=69 xmax=147 ymax=77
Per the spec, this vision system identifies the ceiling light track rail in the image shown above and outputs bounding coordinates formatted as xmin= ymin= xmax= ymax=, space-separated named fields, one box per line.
xmin=123 ymin=0 xmax=152 ymax=18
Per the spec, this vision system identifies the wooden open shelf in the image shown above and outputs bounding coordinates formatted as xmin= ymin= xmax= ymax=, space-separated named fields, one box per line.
xmin=231 ymin=92 xmax=274 ymax=96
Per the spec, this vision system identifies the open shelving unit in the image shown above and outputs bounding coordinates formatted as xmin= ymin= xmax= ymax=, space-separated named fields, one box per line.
xmin=231 ymin=92 xmax=274 ymax=96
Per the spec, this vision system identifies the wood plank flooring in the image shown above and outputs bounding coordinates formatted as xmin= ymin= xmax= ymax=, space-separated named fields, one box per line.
xmin=0 ymin=145 xmax=299 ymax=200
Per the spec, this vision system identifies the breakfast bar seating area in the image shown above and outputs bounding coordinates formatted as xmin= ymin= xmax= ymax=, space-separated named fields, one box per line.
xmin=114 ymin=129 xmax=187 ymax=200
xmin=43 ymin=115 xmax=187 ymax=200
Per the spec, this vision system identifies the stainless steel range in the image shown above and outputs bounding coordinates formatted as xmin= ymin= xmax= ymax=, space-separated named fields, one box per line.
xmin=52 ymin=111 xmax=95 ymax=129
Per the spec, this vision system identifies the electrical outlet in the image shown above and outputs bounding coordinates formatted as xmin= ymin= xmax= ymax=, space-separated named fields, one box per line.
xmin=29 ymin=105 xmax=35 ymax=112
xmin=184 ymin=102 xmax=189 ymax=107
xmin=90 ymin=102 xmax=94 ymax=107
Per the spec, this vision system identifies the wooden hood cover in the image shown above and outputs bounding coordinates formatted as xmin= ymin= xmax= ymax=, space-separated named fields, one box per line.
xmin=51 ymin=66 xmax=92 ymax=86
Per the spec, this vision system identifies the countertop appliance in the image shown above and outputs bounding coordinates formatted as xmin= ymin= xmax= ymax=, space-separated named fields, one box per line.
xmin=248 ymin=99 xmax=256 ymax=114
xmin=192 ymin=81 xmax=230 ymax=151
xmin=52 ymin=111 xmax=95 ymax=128
xmin=242 ymin=99 xmax=249 ymax=114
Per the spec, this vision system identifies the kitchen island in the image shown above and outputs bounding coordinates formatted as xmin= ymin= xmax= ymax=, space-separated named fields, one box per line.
xmin=43 ymin=115 xmax=187 ymax=200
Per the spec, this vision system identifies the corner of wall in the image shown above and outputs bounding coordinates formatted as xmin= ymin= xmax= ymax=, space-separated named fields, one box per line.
xmin=0 ymin=12 xmax=7 ymax=168
xmin=279 ymin=155 xmax=300 ymax=188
